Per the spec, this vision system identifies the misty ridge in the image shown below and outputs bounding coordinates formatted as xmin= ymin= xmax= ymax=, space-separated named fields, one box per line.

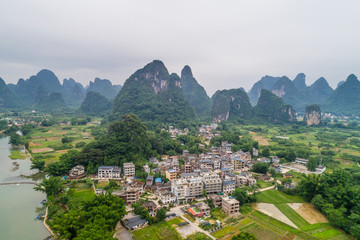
xmin=0 ymin=60 xmax=359 ymax=123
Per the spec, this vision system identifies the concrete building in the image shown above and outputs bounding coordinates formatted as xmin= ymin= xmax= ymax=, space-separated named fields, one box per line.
xmin=195 ymin=202 xmax=210 ymax=216
xmin=123 ymin=162 xmax=135 ymax=178
xmin=222 ymin=197 xmax=239 ymax=215
xmin=209 ymin=194 xmax=222 ymax=208
xmin=185 ymin=163 xmax=192 ymax=173
xmin=171 ymin=178 xmax=187 ymax=201
xmin=202 ymin=173 xmax=222 ymax=194
xmin=126 ymin=188 xmax=140 ymax=204
xmin=158 ymin=191 xmax=176 ymax=205
xmin=97 ymin=166 xmax=121 ymax=178
xmin=186 ymin=176 xmax=203 ymax=198
xmin=166 ymin=169 xmax=177 ymax=181
xmin=143 ymin=201 xmax=158 ymax=217
xmin=232 ymin=157 xmax=246 ymax=171
xmin=222 ymin=179 xmax=236 ymax=194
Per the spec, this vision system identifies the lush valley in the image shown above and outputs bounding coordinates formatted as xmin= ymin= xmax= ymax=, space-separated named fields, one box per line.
xmin=1 ymin=60 xmax=360 ymax=240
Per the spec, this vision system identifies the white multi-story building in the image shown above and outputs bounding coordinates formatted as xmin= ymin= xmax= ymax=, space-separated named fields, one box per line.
xmin=171 ymin=178 xmax=187 ymax=201
xmin=202 ymin=173 xmax=222 ymax=194
xmin=123 ymin=162 xmax=136 ymax=178
xmin=186 ymin=176 xmax=203 ymax=197
xmin=98 ymin=166 xmax=121 ymax=178
xmin=159 ymin=191 xmax=176 ymax=205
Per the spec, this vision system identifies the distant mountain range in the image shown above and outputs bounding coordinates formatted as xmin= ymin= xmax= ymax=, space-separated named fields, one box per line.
xmin=1 ymin=60 xmax=359 ymax=123
xmin=0 ymin=69 xmax=121 ymax=111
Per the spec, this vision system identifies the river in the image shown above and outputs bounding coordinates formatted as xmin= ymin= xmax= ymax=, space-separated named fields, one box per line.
xmin=0 ymin=137 xmax=50 ymax=240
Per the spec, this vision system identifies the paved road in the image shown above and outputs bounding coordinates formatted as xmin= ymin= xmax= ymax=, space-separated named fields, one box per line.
xmin=171 ymin=206 xmax=216 ymax=240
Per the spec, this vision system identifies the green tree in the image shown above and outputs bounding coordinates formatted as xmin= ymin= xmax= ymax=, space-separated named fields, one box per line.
xmin=252 ymin=162 xmax=269 ymax=174
xmin=34 ymin=177 xmax=64 ymax=197
xmin=232 ymin=232 xmax=257 ymax=240
xmin=306 ymin=157 xmax=317 ymax=171
xmin=156 ymin=207 xmax=167 ymax=221
xmin=261 ymin=147 xmax=270 ymax=157
xmin=232 ymin=188 xmax=254 ymax=205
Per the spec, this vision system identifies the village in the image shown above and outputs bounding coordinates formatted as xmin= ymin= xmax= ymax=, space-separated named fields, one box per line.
xmin=64 ymin=123 xmax=323 ymax=239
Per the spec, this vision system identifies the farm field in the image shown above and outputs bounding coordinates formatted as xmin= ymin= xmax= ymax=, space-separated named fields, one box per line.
xmin=239 ymin=188 xmax=352 ymax=240
xmin=288 ymin=203 xmax=328 ymax=224
xmin=237 ymin=123 xmax=360 ymax=171
xmin=275 ymin=203 xmax=310 ymax=228
xmin=256 ymin=189 xmax=305 ymax=204
xmin=132 ymin=217 xmax=183 ymax=240
xmin=28 ymin=121 xmax=98 ymax=166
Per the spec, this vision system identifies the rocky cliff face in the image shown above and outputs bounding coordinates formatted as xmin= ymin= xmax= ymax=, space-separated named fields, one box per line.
xmin=304 ymin=104 xmax=321 ymax=126
xmin=211 ymin=88 xmax=252 ymax=122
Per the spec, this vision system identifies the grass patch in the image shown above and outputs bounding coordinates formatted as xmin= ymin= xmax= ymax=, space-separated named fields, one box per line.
xmin=275 ymin=203 xmax=310 ymax=228
xmin=183 ymin=213 xmax=195 ymax=222
xmin=312 ymin=229 xmax=343 ymax=239
xmin=9 ymin=150 xmax=27 ymax=159
xmin=132 ymin=218 xmax=182 ymax=240
xmin=256 ymin=189 xmax=305 ymax=204
xmin=301 ymin=223 xmax=351 ymax=240
xmin=246 ymin=224 xmax=282 ymax=240
xmin=210 ymin=208 xmax=228 ymax=221
xmin=250 ymin=211 xmax=318 ymax=240
xmin=212 ymin=225 xmax=232 ymax=238
xmin=257 ymin=179 xmax=274 ymax=188
xmin=72 ymin=189 xmax=95 ymax=202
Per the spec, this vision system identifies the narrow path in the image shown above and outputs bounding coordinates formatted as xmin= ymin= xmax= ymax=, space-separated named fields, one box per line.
xmin=258 ymin=185 xmax=275 ymax=192
xmin=43 ymin=207 xmax=54 ymax=237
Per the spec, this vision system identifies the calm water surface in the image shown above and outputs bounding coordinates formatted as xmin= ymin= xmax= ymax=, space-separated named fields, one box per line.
xmin=0 ymin=137 xmax=50 ymax=240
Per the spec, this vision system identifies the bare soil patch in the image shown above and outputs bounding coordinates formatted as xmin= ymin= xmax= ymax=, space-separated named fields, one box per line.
xmin=82 ymin=132 xmax=90 ymax=137
xmin=288 ymin=203 xmax=328 ymax=224
xmin=29 ymin=141 xmax=43 ymax=147
xmin=254 ymin=203 xmax=297 ymax=228
xmin=32 ymin=148 xmax=54 ymax=153
xmin=56 ymin=150 xmax=69 ymax=154
xmin=250 ymin=132 xmax=269 ymax=146
xmin=46 ymin=130 xmax=53 ymax=133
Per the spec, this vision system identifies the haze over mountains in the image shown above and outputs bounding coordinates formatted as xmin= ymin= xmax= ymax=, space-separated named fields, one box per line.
xmin=0 ymin=69 xmax=121 ymax=112
xmin=1 ymin=60 xmax=359 ymax=123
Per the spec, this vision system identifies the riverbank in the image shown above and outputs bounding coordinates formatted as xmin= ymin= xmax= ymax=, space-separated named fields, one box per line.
xmin=0 ymin=137 xmax=51 ymax=240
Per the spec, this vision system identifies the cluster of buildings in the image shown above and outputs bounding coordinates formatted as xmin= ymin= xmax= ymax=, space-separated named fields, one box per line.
xmin=97 ymin=162 xmax=136 ymax=179
xmin=166 ymin=126 xmax=189 ymax=139
xmin=198 ymin=123 xmax=219 ymax=141
xmin=96 ymin=140 xmax=260 ymax=216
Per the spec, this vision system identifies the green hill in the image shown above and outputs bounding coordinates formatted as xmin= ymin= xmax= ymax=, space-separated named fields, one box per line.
xmin=324 ymin=74 xmax=360 ymax=115
xmin=110 ymin=60 xmax=195 ymax=126
xmin=36 ymin=92 xmax=68 ymax=112
xmin=80 ymin=91 xmax=112 ymax=116
xmin=254 ymin=89 xmax=296 ymax=122
xmin=0 ymin=78 xmax=23 ymax=108
xmin=180 ymin=65 xmax=212 ymax=120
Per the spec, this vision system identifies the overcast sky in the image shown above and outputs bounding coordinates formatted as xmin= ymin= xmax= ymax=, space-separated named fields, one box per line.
xmin=0 ymin=0 xmax=359 ymax=95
